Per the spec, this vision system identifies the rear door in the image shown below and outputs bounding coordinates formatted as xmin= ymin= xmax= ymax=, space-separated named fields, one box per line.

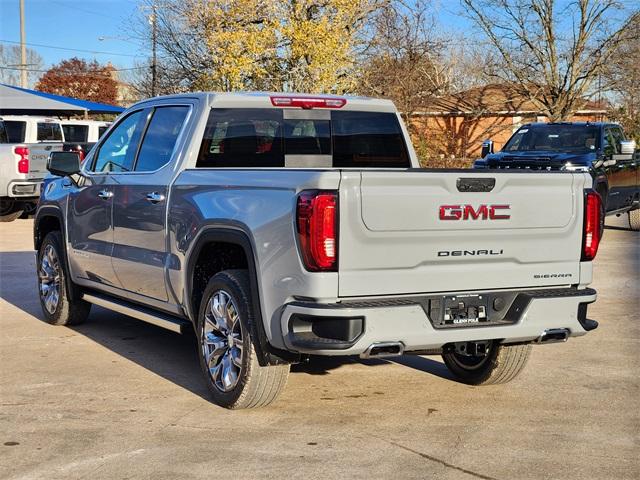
xmin=338 ymin=171 xmax=587 ymax=297
xmin=111 ymin=104 xmax=191 ymax=302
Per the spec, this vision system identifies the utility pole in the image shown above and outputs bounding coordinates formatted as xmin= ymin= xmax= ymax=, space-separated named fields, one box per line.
xmin=19 ymin=0 xmax=27 ymax=88
xmin=150 ymin=1 xmax=157 ymax=97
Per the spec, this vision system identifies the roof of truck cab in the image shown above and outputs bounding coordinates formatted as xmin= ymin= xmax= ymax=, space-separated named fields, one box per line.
xmin=60 ymin=119 xmax=111 ymax=126
xmin=132 ymin=91 xmax=398 ymax=112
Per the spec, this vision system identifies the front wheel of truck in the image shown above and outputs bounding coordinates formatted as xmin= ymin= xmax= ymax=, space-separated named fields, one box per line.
xmin=442 ymin=342 xmax=532 ymax=385
xmin=196 ymin=270 xmax=289 ymax=409
xmin=37 ymin=231 xmax=91 ymax=325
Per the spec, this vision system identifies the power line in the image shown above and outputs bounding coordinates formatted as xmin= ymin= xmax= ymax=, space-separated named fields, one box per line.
xmin=0 ymin=65 xmax=152 ymax=79
xmin=48 ymin=0 xmax=124 ymax=22
xmin=0 ymin=39 xmax=143 ymax=58
xmin=0 ymin=65 xmax=149 ymax=72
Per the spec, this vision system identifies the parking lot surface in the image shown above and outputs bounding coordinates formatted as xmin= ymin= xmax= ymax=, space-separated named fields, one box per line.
xmin=1 ymin=217 xmax=638 ymax=480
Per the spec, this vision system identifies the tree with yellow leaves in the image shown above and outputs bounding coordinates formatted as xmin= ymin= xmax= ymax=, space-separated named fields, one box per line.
xmin=139 ymin=0 xmax=380 ymax=94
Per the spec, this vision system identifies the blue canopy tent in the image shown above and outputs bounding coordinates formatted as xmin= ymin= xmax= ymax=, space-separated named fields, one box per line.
xmin=0 ymin=83 xmax=125 ymax=116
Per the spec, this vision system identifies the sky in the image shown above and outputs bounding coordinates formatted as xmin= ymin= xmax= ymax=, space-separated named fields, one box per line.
xmin=0 ymin=0 xmax=149 ymax=79
xmin=0 ymin=0 xmax=636 ymax=84
xmin=0 ymin=0 xmax=475 ymax=72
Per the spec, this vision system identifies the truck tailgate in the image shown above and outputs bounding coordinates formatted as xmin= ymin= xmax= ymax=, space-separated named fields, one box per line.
xmin=338 ymin=171 xmax=588 ymax=297
xmin=27 ymin=143 xmax=61 ymax=179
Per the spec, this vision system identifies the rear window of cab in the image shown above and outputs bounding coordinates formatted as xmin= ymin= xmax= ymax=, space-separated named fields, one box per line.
xmin=196 ymin=109 xmax=409 ymax=168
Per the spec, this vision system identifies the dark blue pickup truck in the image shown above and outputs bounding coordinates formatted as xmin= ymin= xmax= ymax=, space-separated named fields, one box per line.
xmin=474 ymin=122 xmax=639 ymax=230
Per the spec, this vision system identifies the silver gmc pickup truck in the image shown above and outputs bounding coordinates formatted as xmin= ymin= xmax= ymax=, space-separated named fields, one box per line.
xmin=35 ymin=92 xmax=603 ymax=409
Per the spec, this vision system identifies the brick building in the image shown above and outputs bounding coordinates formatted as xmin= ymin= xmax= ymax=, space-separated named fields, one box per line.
xmin=410 ymin=84 xmax=607 ymax=164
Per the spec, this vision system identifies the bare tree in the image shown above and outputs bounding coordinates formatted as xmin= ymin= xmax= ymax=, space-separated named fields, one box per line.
xmin=445 ymin=41 xmax=495 ymax=93
xmin=124 ymin=59 xmax=181 ymax=100
xmin=126 ymin=0 xmax=210 ymax=95
xmin=462 ymin=0 xmax=639 ymax=121
xmin=605 ymin=14 xmax=640 ymax=141
xmin=359 ymin=0 xmax=451 ymax=126
xmin=0 ymin=45 xmax=43 ymax=88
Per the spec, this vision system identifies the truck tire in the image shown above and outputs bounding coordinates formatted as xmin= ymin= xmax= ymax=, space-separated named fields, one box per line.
xmin=196 ymin=270 xmax=289 ymax=409
xmin=37 ymin=231 xmax=91 ymax=325
xmin=0 ymin=198 xmax=23 ymax=222
xmin=442 ymin=342 xmax=531 ymax=385
xmin=629 ymin=209 xmax=640 ymax=231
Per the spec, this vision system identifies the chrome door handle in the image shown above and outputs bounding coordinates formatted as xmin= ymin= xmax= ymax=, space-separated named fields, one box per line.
xmin=145 ymin=192 xmax=166 ymax=204
xmin=97 ymin=190 xmax=113 ymax=200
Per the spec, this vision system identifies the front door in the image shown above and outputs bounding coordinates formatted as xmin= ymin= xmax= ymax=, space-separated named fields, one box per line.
xmin=111 ymin=105 xmax=190 ymax=302
xmin=66 ymin=109 xmax=146 ymax=289
xmin=66 ymin=174 xmax=118 ymax=287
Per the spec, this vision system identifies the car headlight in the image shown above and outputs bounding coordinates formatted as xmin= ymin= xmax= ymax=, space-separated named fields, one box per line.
xmin=561 ymin=163 xmax=590 ymax=172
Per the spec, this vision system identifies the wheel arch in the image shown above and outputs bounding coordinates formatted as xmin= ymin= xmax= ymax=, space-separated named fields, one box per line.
xmin=34 ymin=206 xmax=65 ymax=251
xmin=185 ymin=226 xmax=295 ymax=366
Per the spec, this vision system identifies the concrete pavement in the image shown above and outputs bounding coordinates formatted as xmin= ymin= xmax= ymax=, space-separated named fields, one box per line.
xmin=0 ymin=216 xmax=638 ymax=480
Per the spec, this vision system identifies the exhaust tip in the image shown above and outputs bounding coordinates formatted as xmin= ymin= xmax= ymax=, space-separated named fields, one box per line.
xmin=536 ymin=328 xmax=570 ymax=344
xmin=360 ymin=342 xmax=404 ymax=359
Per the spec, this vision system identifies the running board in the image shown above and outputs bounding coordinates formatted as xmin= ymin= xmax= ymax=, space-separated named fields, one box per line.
xmin=82 ymin=293 xmax=190 ymax=334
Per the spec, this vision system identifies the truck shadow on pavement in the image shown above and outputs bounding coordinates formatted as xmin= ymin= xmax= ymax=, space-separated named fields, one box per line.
xmin=0 ymin=250 xmax=454 ymax=402
xmin=604 ymin=224 xmax=635 ymax=232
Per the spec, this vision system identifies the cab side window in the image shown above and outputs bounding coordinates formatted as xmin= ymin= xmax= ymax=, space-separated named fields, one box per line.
xmin=611 ymin=127 xmax=625 ymax=152
xmin=605 ymin=126 xmax=625 ymax=156
xmin=604 ymin=128 xmax=616 ymax=155
xmin=91 ymin=110 xmax=145 ymax=173
xmin=135 ymin=106 xmax=189 ymax=172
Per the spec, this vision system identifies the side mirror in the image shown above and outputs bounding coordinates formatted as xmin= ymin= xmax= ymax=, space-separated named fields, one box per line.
xmin=47 ymin=151 xmax=81 ymax=177
xmin=481 ymin=139 xmax=494 ymax=158
xmin=620 ymin=140 xmax=636 ymax=155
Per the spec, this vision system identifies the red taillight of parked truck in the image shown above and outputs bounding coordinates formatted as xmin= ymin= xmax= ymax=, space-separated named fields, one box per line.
xmin=296 ymin=191 xmax=338 ymax=271
xmin=14 ymin=146 xmax=29 ymax=174
xmin=582 ymin=190 xmax=603 ymax=261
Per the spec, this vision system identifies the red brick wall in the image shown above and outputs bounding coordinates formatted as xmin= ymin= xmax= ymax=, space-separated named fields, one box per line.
xmin=410 ymin=112 xmax=607 ymax=164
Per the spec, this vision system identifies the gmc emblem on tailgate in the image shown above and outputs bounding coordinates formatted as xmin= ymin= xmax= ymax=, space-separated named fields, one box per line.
xmin=439 ymin=204 xmax=511 ymax=220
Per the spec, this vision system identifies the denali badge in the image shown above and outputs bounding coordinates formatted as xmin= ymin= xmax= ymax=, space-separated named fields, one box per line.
xmin=438 ymin=249 xmax=504 ymax=257
xmin=439 ymin=204 xmax=511 ymax=220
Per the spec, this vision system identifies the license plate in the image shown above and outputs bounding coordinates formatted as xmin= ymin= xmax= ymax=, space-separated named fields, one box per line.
xmin=441 ymin=294 xmax=489 ymax=326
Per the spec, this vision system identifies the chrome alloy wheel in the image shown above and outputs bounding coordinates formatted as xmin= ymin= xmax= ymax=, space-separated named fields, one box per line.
xmin=201 ymin=290 xmax=244 ymax=392
xmin=39 ymin=245 xmax=61 ymax=314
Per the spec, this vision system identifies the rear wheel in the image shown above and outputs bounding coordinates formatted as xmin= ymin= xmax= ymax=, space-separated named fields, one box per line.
xmin=0 ymin=198 xmax=23 ymax=222
xmin=196 ymin=270 xmax=289 ymax=409
xmin=442 ymin=341 xmax=532 ymax=385
xmin=20 ymin=201 xmax=37 ymax=219
xmin=629 ymin=209 xmax=640 ymax=231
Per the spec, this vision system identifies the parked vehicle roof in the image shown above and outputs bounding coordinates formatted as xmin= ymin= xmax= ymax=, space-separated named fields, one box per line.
xmin=519 ymin=121 xmax=619 ymax=128
xmin=1 ymin=115 xmax=63 ymax=122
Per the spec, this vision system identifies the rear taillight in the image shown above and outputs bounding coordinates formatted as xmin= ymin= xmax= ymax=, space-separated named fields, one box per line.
xmin=73 ymin=145 xmax=86 ymax=162
xmin=296 ymin=191 xmax=338 ymax=271
xmin=582 ymin=190 xmax=603 ymax=261
xmin=14 ymin=146 xmax=29 ymax=174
